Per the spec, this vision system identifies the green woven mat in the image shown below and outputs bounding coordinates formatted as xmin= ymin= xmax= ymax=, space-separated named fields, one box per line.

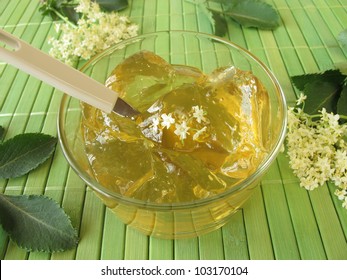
xmin=0 ymin=0 xmax=347 ymax=260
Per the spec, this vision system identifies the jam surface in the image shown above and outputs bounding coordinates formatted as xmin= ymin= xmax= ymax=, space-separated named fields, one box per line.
xmin=81 ymin=51 xmax=270 ymax=203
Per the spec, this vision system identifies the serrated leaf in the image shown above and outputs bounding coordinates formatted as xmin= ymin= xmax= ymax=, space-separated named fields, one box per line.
xmin=211 ymin=10 xmax=228 ymax=36
xmin=208 ymin=0 xmax=237 ymax=9
xmin=226 ymin=0 xmax=280 ymax=29
xmin=0 ymin=126 xmax=5 ymax=142
xmin=302 ymin=81 xmax=341 ymax=115
xmin=94 ymin=0 xmax=128 ymax=11
xmin=186 ymin=0 xmax=217 ymax=33
xmin=291 ymin=69 xmax=346 ymax=91
xmin=0 ymin=194 xmax=78 ymax=252
xmin=197 ymin=1 xmax=216 ymax=33
xmin=337 ymin=84 xmax=347 ymax=117
xmin=0 ymin=133 xmax=57 ymax=179
xmin=334 ymin=62 xmax=347 ymax=76
xmin=338 ymin=29 xmax=347 ymax=48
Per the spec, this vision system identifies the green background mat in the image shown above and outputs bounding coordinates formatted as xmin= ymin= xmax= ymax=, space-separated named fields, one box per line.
xmin=1 ymin=0 xmax=347 ymax=260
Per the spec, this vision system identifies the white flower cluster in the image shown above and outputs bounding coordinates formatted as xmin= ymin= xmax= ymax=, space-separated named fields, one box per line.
xmin=140 ymin=105 xmax=209 ymax=143
xmin=286 ymin=96 xmax=347 ymax=209
xmin=48 ymin=0 xmax=138 ymax=65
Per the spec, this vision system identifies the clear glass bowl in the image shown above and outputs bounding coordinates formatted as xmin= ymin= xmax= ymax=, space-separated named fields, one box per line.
xmin=57 ymin=31 xmax=287 ymax=239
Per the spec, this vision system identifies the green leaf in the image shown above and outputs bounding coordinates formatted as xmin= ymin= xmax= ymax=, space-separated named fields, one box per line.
xmin=208 ymin=0 xmax=237 ymax=8
xmin=0 ymin=133 xmax=57 ymax=179
xmin=187 ymin=0 xmax=217 ymax=33
xmin=94 ymin=0 xmax=128 ymax=11
xmin=225 ymin=0 xmax=280 ymax=29
xmin=39 ymin=0 xmax=80 ymax=24
xmin=196 ymin=1 xmax=216 ymax=33
xmin=0 ymin=126 xmax=5 ymax=142
xmin=0 ymin=194 xmax=78 ymax=252
xmin=291 ymin=69 xmax=346 ymax=91
xmin=211 ymin=10 xmax=228 ymax=36
xmin=338 ymin=29 xmax=347 ymax=48
xmin=302 ymin=81 xmax=341 ymax=115
xmin=337 ymin=84 xmax=347 ymax=117
xmin=334 ymin=62 xmax=347 ymax=76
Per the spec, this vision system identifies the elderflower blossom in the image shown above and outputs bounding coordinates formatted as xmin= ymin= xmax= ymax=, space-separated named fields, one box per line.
xmin=296 ymin=93 xmax=307 ymax=105
xmin=174 ymin=121 xmax=190 ymax=140
xmin=48 ymin=0 xmax=138 ymax=65
xmin=192 ymin=105 xmax=207 ymax=123
xmin=161 ymin=113 xmax=175 ymax=129
xmin=139 ymin=105 xmax=209 ymax=142
xmin=286 ymin=95 xmax=347 ymax=209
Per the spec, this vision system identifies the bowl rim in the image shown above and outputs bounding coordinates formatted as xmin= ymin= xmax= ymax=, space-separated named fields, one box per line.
xmin=57 ymin=30 xmax=288 ymax=210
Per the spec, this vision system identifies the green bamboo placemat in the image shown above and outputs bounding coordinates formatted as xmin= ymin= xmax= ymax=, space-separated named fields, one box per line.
xmin=0 ymin=0 xmax=346 ymax=260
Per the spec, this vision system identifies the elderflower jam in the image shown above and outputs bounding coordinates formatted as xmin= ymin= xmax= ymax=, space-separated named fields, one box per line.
xmin=80 ymin=51 xmax=270 ymax=203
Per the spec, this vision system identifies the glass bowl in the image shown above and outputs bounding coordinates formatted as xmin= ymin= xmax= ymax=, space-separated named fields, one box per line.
xmin=57 ymin=31 xmax=287 ymax=239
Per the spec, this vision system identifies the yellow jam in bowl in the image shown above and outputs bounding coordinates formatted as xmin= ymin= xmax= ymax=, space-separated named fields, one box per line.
xmin=80 ymin=51 xmax=270 ymax=204
xmin=58 ymin=31 xmax=286 ymax=239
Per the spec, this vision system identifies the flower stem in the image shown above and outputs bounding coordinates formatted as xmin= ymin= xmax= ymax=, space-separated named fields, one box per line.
xmin=293 ymin=109 xmax=347 ymax=121
xmin=48 ymin=7 xmax=77 ymax=28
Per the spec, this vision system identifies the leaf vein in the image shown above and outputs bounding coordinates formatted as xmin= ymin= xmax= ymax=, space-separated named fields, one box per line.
xmin=0 ymin=195 xmax=73 ymax=239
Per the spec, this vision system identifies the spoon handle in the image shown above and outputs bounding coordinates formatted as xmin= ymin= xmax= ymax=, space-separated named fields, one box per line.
xmin=0 ymin=29 xmax=118 ymax=113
